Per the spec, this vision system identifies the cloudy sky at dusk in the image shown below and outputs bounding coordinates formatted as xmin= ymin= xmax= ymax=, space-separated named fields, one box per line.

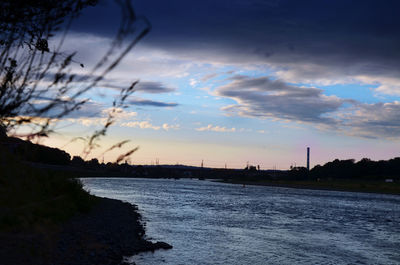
xmin=44 ymin=0 xmax=400 ymax=169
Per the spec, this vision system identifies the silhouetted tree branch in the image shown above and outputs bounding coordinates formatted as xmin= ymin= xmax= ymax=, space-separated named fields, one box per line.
xmin=0 ymin=0 xmax=149 ymax=163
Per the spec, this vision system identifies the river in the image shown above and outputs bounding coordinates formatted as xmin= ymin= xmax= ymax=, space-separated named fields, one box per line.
xmin=81 ymin=178 xmax=400 ymax=265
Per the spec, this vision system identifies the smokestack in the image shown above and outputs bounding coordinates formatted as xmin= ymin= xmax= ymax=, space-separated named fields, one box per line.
xmin=307 ymin=147 xmax=310 ymax=171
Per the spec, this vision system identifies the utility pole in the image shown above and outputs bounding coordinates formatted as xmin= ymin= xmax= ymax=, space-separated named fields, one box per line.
xmin=307 ymin=147 xmax=310 ymax=171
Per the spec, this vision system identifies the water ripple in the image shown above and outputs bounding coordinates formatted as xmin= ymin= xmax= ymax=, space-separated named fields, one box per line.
xmin=82 ymin=178 xmax=400 ymax=265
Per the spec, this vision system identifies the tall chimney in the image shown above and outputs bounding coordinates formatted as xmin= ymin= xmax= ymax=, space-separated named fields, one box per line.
xmin=307 ymin=147 xmax=310 ymax=171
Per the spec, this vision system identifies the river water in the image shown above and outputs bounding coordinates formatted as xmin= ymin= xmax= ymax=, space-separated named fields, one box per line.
xmin=81 ymin=178 xmax=400 ymax=265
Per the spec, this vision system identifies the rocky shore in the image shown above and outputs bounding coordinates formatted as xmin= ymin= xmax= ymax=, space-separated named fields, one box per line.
xmin=0 ymin=197 xmax=172 ymax=265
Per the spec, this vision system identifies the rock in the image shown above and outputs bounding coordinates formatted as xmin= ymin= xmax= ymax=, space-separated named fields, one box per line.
xmin=152 ymin=241 xmax=173 ymax=250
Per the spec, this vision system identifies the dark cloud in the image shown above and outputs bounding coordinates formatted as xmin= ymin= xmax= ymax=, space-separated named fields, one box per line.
xmin=135 ymin=81 xmax=175 ymax=94
xmin=216 ymin=75 xmax=345 ymax=124
xmin=72 ymin=0 xmax=400 ymax=93
xmin=217 ymin=75 xmax=400 ymax=139
xmin=68 ymin=0 xmax=400 ymax=138
xmin=63 ymin=100 xmax=106 ymax=118
xmin=98 ymin=81 xmax=175 ymax=94
xmin=339 ymin=102 xmax=400 ymax=139
xmin=136 ymin=0 xmax=400 ymax=59
xmin=31 ymin=98 xmax=105 ymax=119
xmin=128 ymin=98 xmax=178 ymax=107
xmin=201 ymin=73 xmax=219 ymax=82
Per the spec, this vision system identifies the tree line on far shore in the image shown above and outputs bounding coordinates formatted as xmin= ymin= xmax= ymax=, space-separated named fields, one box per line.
xmin=289 ymin=158 xmax=400 ymax=181
xmin=1 ymin=134 xmax=398 ymax=181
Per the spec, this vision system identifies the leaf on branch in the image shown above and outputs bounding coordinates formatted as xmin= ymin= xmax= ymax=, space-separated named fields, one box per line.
xmin=115 ymin=146 xmax=139 ymax=164
xmin=35 ymin=39 xmax=49 ymax=53
xmin=100 ymin=140 xmax=131 ymax=157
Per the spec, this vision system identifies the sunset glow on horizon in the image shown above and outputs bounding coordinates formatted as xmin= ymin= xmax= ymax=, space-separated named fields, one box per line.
xmin=39 ymin=0 xmax=400 ymax=169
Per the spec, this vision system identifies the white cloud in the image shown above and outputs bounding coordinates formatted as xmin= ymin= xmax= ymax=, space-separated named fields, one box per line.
xmin=190 ymin=78 xmax=198 ymax=87
xmin=355 ymin=75 xmax=400 ymax=96
xmin=198 ymin=87 xmax=211 ymax=91
xmin=66 ymin=117 xmax=107 ymax=127
xmin=66 ymin=107 xmax=137 ymax=127
xmin=120 ymin=121 xmax=180 ymax=131
xmin=101 ymin=107 xmax=137 ymax=119
xmin=196 ymin=124 xmax=236 ymax=132
xmin=337 ymin=101 xmax=400 ymax=139
xmin=121 ymin=121 xmax=161 ymax=130
xmin=162 ymin=123 xmax=180 ymax=131
xmin=274 ymin=63 xmax=400 ymax=96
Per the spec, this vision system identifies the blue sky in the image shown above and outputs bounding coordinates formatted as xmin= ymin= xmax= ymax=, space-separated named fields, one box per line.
xmin=43 ymin=0 xmax=400 ymax=169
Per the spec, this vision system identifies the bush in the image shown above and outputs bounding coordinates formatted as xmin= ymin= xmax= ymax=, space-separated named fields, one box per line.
xmin=0 ymin=149 xmax=96 ymax=230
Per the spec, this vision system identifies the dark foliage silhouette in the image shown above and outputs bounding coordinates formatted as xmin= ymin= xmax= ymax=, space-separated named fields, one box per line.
xmin=287 ymin=157 xmax=400 ymax=181
xmin=0 ymin=0 xmax=150 ymax=163
xmin=310 ymin=158 xmax=400 ymax=180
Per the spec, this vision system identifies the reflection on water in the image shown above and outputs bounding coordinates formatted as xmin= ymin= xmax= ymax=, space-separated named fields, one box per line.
xmin=82 ymin=178 xmax=400 ymax=265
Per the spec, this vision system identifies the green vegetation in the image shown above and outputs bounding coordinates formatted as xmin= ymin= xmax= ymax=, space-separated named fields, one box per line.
xmin=0 ymin=148 xmax=97 ymax=231
xmin=288 ymin=158 xmax=400 ymax=181
xmin=222 ymin=179 xmax=400 ymax=195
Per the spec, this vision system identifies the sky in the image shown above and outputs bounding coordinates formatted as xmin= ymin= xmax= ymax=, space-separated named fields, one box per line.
xmin=42 ymin=0 xmax=400 ymax=169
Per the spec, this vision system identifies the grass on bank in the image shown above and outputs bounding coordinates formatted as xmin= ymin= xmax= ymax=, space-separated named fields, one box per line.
xmin=0 ymin=149 xmax=97 ymax=231
xmin=222 ymin=179 xmax=400 ymax=195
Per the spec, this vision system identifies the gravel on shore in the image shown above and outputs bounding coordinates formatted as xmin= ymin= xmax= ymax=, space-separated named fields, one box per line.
xmin=0 ymin=197 xmax=172 ymax=265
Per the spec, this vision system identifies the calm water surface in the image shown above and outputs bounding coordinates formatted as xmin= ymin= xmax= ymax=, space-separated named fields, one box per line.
xmin=81 ymin=178 xmax=400 ymax=265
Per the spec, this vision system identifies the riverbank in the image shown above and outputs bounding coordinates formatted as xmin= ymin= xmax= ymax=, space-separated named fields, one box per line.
xmin=0 ymin=197 xmax=172 ymax=265
xmin=219 ymin=179 xmax=400 ymax=195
